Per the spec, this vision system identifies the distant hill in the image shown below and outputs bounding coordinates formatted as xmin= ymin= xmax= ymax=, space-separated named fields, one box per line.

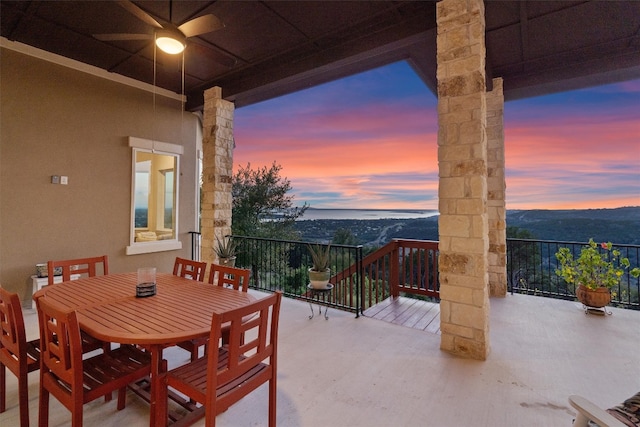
xmin=294 ymin=207 xmax=640 ymax=246
xmin=506 ymin=206 xmax=640 ymax=245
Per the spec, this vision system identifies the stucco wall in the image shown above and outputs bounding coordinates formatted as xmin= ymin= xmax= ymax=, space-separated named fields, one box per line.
xmin=0 ymin=48 xmax=200 ymax=306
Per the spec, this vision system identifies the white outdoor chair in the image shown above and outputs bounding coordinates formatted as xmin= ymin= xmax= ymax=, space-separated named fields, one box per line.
xmin=569 ymin=393 xmax=639 ymax=427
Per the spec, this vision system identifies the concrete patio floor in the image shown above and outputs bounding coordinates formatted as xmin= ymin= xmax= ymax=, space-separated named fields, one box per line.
xmin=2 ymin=290 xmax=639 ymax=426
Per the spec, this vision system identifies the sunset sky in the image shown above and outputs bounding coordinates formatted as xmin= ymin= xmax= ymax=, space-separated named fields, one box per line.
xmin=233 ymin=61 xmax=640 ymax=211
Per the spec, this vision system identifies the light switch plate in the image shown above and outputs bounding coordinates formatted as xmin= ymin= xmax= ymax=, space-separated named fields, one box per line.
xmin=61 ymin=176 xmax=68 ymax=185
xmin=51 ymin=175 xmax=60 ymax=184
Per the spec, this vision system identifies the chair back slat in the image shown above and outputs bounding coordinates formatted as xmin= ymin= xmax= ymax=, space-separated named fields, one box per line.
xmin=209 ymin=292 xmax=281 ymax=392
xmin=208 ymin=264 xmax=250 ymax=292
xmin=0 ymin=288 xmax=27 ymax=358
xmin=36 ymin=297 xmax=83 ymax=387
xmin=47 ymin=255 xmax=109 ymax=285
xmin=173 ymin=257 xmax=207 ymax=281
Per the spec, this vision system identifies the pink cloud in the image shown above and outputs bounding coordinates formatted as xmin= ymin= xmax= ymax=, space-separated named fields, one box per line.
xmin=234 ymin=70 xmax=639 ymax=210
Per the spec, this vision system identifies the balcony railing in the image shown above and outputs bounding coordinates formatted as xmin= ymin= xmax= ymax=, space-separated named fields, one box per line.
xmin=507 ymin=239 xmax=640 ymax=310
xmin=194 ymin=234 xmax=639 ymax=314
xmin=229 ymin=236 xmax=439 ymax=316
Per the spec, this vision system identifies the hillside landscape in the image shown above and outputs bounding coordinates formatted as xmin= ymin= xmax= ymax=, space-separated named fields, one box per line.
xmin=294 ymin=207 xmax=640 ymax=246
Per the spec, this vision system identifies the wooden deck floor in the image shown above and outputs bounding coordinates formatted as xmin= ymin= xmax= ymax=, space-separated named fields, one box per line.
xmin=362 ymin=296 xmax=441 ymax=334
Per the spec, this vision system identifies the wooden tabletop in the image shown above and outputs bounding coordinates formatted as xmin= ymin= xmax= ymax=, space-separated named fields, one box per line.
xmin=33 ymin=272 xmax=255 ymax=346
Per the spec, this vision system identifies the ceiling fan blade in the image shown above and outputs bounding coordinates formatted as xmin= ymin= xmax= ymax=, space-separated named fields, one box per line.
xmin=116 ymin=0 xmax=163 ymax=29
xmin=178 ymin=14 xmax=224 ymax=38
xmin=94 ymin=33 xmax=153 ymax=41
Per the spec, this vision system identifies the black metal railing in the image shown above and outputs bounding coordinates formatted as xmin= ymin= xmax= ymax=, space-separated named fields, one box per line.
xmin=230 ymin=236 xmax=364 ymax=316
xmin=507 ymin=239 xmax=640 ymax=310
xmin=188 ymin=231 xmax=201 ymax=261
xmin=201 ymin=234 xmax=639 ymax=314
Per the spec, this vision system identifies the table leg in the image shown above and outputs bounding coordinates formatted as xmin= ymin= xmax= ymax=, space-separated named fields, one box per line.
xmin=148 ymin=344 xmax=165 ymax=427
xmin=309 ymin=300 xmax=315 ymax=319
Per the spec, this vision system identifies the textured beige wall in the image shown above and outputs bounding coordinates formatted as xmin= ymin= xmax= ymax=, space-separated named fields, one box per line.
xmin=0 ymin=48 xmax=199 ymax=306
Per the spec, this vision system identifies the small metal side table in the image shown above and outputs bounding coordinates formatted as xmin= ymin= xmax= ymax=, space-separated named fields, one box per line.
xmin=307 ymin=283 xmax=333 ymax=320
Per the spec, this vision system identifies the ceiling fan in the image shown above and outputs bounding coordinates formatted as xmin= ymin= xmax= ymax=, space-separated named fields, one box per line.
xmin=94 ymin=0 xmax=224 ymax=56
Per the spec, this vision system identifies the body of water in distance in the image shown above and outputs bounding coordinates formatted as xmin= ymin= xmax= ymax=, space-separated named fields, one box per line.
xmin=298 ymin=208 xmax=439 ymax=221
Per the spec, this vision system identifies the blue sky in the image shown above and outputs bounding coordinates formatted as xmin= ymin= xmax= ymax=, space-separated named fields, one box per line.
xmin=233 ymin=61 xmax=640 ymax=210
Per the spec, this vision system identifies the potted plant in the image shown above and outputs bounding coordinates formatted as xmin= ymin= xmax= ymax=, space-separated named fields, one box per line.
xmin=215 ymin=235 xmax=238 ymax=267
xmin=308 ymin=243 xmax=331 ymax=289
xmin=555 ymin=238 xmax=640 ymax=310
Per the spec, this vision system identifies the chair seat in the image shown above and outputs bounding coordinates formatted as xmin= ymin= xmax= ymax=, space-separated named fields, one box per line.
xmin=168 ymin=346 xmax=269 ymax=411
xmin=24 ymin=338 xmax=41 ymax=369
xmin=79 ymin=345 xmax=151 ymax=403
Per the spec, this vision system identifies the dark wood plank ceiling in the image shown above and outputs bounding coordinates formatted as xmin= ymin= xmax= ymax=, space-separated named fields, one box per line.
xmin=2 ymin=1 xmax=639 ymax=111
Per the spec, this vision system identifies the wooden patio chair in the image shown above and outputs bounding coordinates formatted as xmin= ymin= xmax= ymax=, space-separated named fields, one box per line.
xmin=173 ymin=257 xmax=207 ymax=282
xmin=36 ymin=296 xmax=151 ymax=427
xmin=177 ymin=265 xmax=251 ymax=362
xmin=208 ymin=264 xmax=250 ymax=292
xmin=47 ymin=255 xmax=109 ymax=284
xmin=0 ymin=288 xmax=41 ymax=427
xmin=569 ymin=393 xmax=639 ymax=427
xmin=47 ymin=256 xmax=110 ymax=355
xmin=163 ymin=291 xmax=282 ymax=427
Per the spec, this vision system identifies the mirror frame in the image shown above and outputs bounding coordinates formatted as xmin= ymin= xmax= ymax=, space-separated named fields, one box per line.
xmin=126 ymin=137 xmax=183 ymax=255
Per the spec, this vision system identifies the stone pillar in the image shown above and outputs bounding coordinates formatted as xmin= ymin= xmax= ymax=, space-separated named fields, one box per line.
xmin=487 ymin=78 xmax=507 ymax=297
xmin=436 ymin=0 xmax=490 ymax=360
xmin=201 ymin=87 xmax=235 ymax=266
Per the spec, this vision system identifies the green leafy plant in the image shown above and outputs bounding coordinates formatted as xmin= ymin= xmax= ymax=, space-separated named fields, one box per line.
xmin=215 ymin=236 xmax=238 ymax=258
xmin=555 ymin=238 xmax=640 ymax=290
xmin=308 ymin=243 xmax=331 ymax=272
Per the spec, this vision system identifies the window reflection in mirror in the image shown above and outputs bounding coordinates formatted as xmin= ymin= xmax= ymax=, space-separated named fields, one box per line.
xmin=133 ymin=150 xmax=177 ymax=242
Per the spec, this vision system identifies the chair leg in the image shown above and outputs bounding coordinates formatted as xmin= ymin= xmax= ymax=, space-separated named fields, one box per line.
xmin=269 ymin=377 xmax=277 ymax=427
xmin=0 ymin=364 xmax=5 ymax=413
xmin=71 ymin=398 xmax=83 ymax=427
xmin=38 ymin=385 xmax=49 ymax=427
xmin=117 ymin=387 xmax=126 ymax=410
xmin=18 ymin=369 xmax=30 ymax=427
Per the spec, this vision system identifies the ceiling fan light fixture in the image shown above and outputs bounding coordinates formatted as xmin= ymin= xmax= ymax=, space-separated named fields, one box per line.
xmin=156 ymin=35 xmax=185 ymax=54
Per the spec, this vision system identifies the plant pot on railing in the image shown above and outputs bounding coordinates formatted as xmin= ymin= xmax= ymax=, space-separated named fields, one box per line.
xmin=308 ymin=243 xmax=331 ymax=289
xmin=215 ymin=236 xmax=238 ymax=267
xmin=555 ymin=238 xmax=640 ymax=314
xmin=218 ymin=256 xmax=236 ymax=268
xmin=309 ymin=268 xmax=331 ymax=290
xmin=575 ymin=285 xmax=611 ymax=308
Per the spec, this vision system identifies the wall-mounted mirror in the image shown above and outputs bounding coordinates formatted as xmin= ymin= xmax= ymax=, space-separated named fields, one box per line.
xmin=127 ymin=137 xmax=183 ymax=255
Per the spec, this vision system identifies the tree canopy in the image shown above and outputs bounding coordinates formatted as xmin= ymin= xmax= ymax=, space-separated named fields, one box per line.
xmin=232 ymin=162 xmax=308 ymax=239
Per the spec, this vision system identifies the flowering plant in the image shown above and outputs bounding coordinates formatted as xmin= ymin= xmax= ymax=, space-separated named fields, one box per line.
xmin=555 ymin=238 xmax=640 ymax=290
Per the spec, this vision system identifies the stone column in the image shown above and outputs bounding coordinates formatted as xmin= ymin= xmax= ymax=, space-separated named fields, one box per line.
xmin=486 ymin=77 xmax=507 ymax=296
xmin=201 ymin=86 xmax=235 ymax=266
xmin=436 ymin=0 xmax=490 ymax=360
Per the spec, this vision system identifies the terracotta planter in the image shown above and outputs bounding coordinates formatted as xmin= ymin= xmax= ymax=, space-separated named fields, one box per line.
xmin=576 ymin=285 xmax=611 ymax=308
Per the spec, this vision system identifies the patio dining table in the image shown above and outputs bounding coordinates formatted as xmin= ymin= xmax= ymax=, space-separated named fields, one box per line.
xmin=33 ymin=271 xmax=256 ymax=427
